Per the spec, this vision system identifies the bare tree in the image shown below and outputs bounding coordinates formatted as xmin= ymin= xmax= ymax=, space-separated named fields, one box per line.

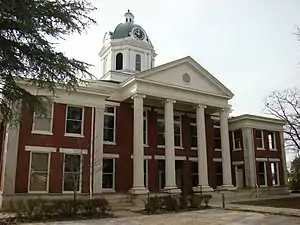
xmin=264 ymin=87 xmax=300 ymax=157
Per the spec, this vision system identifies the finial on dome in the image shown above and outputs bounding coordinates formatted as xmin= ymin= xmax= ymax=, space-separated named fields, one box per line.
xmin=124 ymin=10 xmax=134 ymax=23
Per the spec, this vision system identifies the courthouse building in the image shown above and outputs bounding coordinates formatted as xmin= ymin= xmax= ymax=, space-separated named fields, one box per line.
xmin=0 ymin=11 xmax=289 ymax=203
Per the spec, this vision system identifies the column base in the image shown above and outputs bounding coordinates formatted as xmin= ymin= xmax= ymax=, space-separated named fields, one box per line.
xmin=163 ymin=186 xmax=182 ymax=194
xmin=130 ymin=187 xmax=149 ymax=195
xmin=193 ymin=185 xmax=214 ymax=193
xmin=217 ymin=185 xmax=237 ymax=191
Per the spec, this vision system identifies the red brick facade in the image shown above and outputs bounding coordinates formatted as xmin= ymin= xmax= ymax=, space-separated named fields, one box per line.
xmin=10 ymin=101 xmax=285 ymax=195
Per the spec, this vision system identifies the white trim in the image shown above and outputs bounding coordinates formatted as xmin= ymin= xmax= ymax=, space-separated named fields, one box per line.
xmin=154 ymin=155 xmax=166 ymax=160
xmin=215 ymin=148 xmax=222 ymax=152
xmin=213 ymin=158 xmax=222 ymax=162
xmin=31 ymin=102 xmax=54 ymax=135
xmin=104 ymin=141 xmax=116 ymax=146
xmin=232 ymin=130 xmax=242 ymax=151
xmin=105 ymin=101 xmax=120 ymax=107
xmin=157 ymin=145 xmax=165 ymax=149
xmin=131 ymin=155 xmax=152 ymax=160
xmin=144 ymin=109 xmax=148 ymax=146
xmin=28 ymin=152 xmax=51 ymax=193
xmin=255 ymin=129 xmax=264 ymax=150
xmin=270 ymin=162 xmax=280 ymax=186
xmin=25 ymin=146 xmax=56 ymax=153
xmin=175 ymin=156 xmax=186 ymax=161
xmin=189 ymin=157 xmax=198 ymax=162
xmin=103 ymin=153 xmax=119 ymax=158
xmin=62 ymin=154 xmax=83 ymax=194
xmin=268 ymin=132 xmax=277 ymax=151
xmin=269 ymin=158 xmax=280 ymax=162
xmin=257 ymin=161 xmax=267 ymax=187
xmin=174 ymin=114 xmax=182 ymax=148
xmin=232 ymin=161 xmax=244 ymax=165
xmin=256 ymin=158 xmax=268 ymax=162
xmin=191 ymin=147 xmax=198 ymax=150
xmin=65 ymin=105 xmax=85 ymax=136
xmin=59 ymin=148 xmax=88 ymax=155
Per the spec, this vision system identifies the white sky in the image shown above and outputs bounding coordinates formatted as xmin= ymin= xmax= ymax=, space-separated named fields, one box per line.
xmin=57 ymin=0 xmax=300 ymax=117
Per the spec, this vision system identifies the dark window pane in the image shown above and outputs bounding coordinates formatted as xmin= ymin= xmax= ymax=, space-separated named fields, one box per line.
xmin=190 ymin=125 xmax=197 ymax=136
xmin=64 ymin=155 xmax=80 ymax=173
xmin=258 ymin=162 xmax=265 ymax=173
xmin=234 ymin=130 xmax=241 ymax=139
xmin=215 ymin=138 xmax=221 ymax=149
xmin=259 ymin=174 xmax=266 ymax=186
xmin=214 ymin=127 xmax=221 ymax=138
xmin=158 ymin=134 xmax=165 ymax=145
xmin=158 ymin=160 xmax=165 ymax=171
xmin=215 ymin=162 xmax=223 ymax=174
xmin=64 ymin=173 xmax=80 ymax=191
xmin=135 ymin=54 xmax=141 ymax=71
xmin=174 ymin=135 xmax=181 ymax=147
xmin=104 ymin=128 xmax=114 ymax=142
xmin=104 ymin=115 xmax=114 ymax=129
xmin=174 ymin=115 xmax=180 ymax=121
xmin=191 ymin=162 xmax=198 ymax=173
xmin=102 ymin=174 xmax=113 ymax=189
xmin=190 ymin=117 xmax=196 ymax=124
xmin=191 ymin=136 xmax=197 ymax=148
xmin=67 ymin=107 xmax=82 ymax=120
xmin=157 ymin=114 xmax=164 ymax=120
xmin=192 ymin=175 xmax=198 ymax=187
xmin=235 ymin=139 xmax=241 ymax=149
xmin=104 ymin=106 xmax=114 ymax=114
xmin=257 ymin=139 xmax=263 ymax=148
xmin=103 ymin=159 xmax=113 ymax=173
xmin=66 ymin=120 xmax=82 ymax=134
xmin=116 ymin=53 xmax=123 ymax=70
xmin=157 ymin=121 xmax=164 ymax=133
xmin=174 ymin=123 xmax=180 ymax=135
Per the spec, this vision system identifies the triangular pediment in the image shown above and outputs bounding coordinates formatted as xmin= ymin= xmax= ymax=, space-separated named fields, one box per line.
xmin=135 ymin=56 xmax=233 ymax=98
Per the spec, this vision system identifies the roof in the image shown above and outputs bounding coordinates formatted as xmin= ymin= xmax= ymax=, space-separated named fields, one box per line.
xmin=228 ymin=114 xmax=286 ymax=125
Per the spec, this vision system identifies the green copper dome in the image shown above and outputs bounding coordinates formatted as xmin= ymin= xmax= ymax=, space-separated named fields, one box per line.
xmin=112 ymin=23 xmax=142 ymax=39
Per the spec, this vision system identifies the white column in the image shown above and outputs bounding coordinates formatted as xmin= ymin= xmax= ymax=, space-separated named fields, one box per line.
xmin=125 ymin=49 xmax=130 ymax=70
xmin=194 ymin=105 xmax=213 ymax=192
xmin=219 ymin=108 xmax=236 ymax=190
xmin=93 ymin=107 xmax=105 ymax=194
xmin=242 ymin=127 xmax=256 ymax=188
xmin=279 ymin=131 xmax=289 ymax=186
xmin=131 ymin=94 xmax=148 ymax=194
xmin=164 ymin=99 xmax=181 ymax=193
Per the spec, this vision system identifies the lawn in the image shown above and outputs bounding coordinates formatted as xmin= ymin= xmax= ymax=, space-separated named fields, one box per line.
xmin=234 ymin=197 xmax=300 ymax=209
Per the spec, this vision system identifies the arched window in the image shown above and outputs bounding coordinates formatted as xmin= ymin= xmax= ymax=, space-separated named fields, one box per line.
xmin=135 ymin=54 xmax=141 ymax=72
xmin=116 ymin=53 xmax=123 ymax=70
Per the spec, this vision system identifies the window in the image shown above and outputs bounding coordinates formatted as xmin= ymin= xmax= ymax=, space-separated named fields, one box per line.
xmin=190 ymin=117 xmax=197 ymax=148
xmin=144 ymin=160 xmax=148 ymax=188
xmin=256 ymin=129 xmax=264 ymax=149
xmin=135 ymin=54 xmax=141 ymax=72
xmin=174 ymin=115 xmax=182 ymax=147
xmin=258 ymin=161 xmax=267 ymax=186
xmin=143 ymin=111 xmax=148 ymax=145
xmin=65 ymin=106 xmax=83 ymax=135
xmin=215 ymin=162 xmax=223 ymax=187
xmin=271 ymin=162 xmax=279 ymax=186
xmin=32 ymin=102 xmax=53 ymax=133
xmin=212 ymin=117 xmax=221 ymax=150
xmin=104 ymin=106 xmax=116 ymax=143
xmin=102 ymin=158 xmax=115 ymax=189
xmin=116 ymin=53 xmax=123 ymax=70
xmin=268 ymin=132 xmax=276 ymax=150
xmin=191 ymin=162 xmax=198 ymax=187
xmin=232 ymin=130 xmax=242 ymax=150
xmin=157 ymin=113 xmax=165 ymax=146
xmin=63 ymin=155 xmax=81 ymax=192
xmin=158 ymin=160 xmax=165 ymax=190
xmin=28 ymin=153 xmax=50 ymax=192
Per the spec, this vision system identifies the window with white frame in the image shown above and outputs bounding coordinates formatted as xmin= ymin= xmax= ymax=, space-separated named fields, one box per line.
xmin=143 ymin=111 xmax=148 ymax=145
xmin=256 ymin=129 xmax=264 ymax=149
xmin=102 ymin=158 xmax=115 ymax=189
xmin=63 ymin=154 xmax=81 ymax=192
xmin=144 ymin=160 xmax=148 ymax=188
xmin=190 ymin=117 xmax=197 ymax=148
xmin=191 ymin=162 xmax=198 ymax=187
xmin=135 ymin=54 xmax=141 ymax=72
xmin=157 ymin=113 xmax=165 ymax=146
xmin=32 ymin=102 xmax=53 ymax=133
xmin=232 ymin=130 xmax=242 ymax=150
xmin=65 ymin=106 xmax=83 ymax=135
xmin=104 ymin=106 xmax=116 ymax=143
xmin=268 ymin=132 xmax=276 ymax=150
xmin=257 ymin=161 xmax=267 ymax=186
xmin=212 ymin=117 xmax=221 ymax=150
xmin=28 ymin=152 xmax=50 ymax=192
xmin=271 ymin=162 xmax=279 ymax=186
xmin=174 ymin=115 xmax=182 ymax=147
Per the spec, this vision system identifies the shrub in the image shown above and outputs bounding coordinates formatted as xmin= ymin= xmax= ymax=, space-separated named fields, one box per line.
xmin=290 ymin=179 xmax=300 ymax=193
xmin=202 ymin=194 xmax=212 ymax=207
xmin=178 ymin=195 xmax=190 ymax=209
xmin=145 ymin=196 xmax=163 ymax=214
xmin=162 ymin=195 xmax=179 ymax=211
xmin=190 ymin=194 xmax=204 ymax=209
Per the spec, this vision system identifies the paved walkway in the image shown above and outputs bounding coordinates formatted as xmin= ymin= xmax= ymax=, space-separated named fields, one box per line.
xmin=22 ymin=209 xmax=300 ymax=225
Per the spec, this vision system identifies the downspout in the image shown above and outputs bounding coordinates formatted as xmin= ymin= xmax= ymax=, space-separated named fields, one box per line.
xmin=89 ymin=107 xmax=95 ymax=200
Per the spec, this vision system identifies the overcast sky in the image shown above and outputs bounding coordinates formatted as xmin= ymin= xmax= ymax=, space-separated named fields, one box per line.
xmin=57 ymin=0 xmax=300 ymax=117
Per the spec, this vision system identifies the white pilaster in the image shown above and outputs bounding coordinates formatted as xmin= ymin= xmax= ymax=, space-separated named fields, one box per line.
xmin=131 ymin=94 xmax=148 ymax=194
xmin=93 ymin=107 xmax=105 ymax=194
xmin=219 ymin=108 xmax=236 ymax=190
xmin=194 ymin=105 xmax=213 ymax=192
xmin=242 ymin=127 xmax=256 ymax=188
xmin=125 ymin=49 xmax=130 ymax=70
xmin=0 ymin=123 xmax=20 ymax=208
xmin=279 ymin=131 xmax=289 ymax=185
xmin=164 ymin=99 xmax=181 ymax=193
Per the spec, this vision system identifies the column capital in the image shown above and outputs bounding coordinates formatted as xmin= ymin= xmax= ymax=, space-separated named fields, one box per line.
xmin=197 ymin=104 xmax=207 ymax=109
xmin=164 ymin=99 xmax=176 ymax=104
xmin=131 ymin=93 xmax=146 ymax=99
